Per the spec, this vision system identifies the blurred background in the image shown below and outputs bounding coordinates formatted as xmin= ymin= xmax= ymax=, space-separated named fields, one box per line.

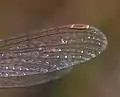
xmin=0 ymin=0 xmax=119 ymax=97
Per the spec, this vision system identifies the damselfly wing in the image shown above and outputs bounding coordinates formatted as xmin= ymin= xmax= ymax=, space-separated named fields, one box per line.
xmin=0 ymin=24 xmax=107 ymax=87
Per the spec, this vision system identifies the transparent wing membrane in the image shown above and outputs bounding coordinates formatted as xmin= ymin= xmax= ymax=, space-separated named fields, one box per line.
xmin=0 ymin=24 xmax=107 ymax=87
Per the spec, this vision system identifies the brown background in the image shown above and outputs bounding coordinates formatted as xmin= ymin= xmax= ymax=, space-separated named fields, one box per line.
xmin=0 ymin=0 xmax=119 ymax=97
